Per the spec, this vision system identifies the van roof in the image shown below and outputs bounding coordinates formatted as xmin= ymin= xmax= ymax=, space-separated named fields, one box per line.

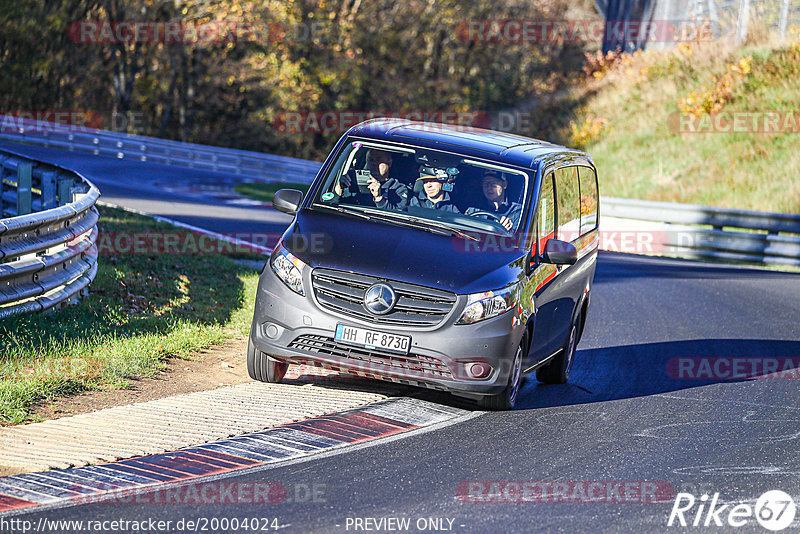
xmin=346 ymin=118 xmax=592 ymax=170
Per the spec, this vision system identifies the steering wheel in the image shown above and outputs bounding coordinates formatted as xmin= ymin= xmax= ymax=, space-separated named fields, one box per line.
xmin=468 ymin=210 xmax=502 ymax=224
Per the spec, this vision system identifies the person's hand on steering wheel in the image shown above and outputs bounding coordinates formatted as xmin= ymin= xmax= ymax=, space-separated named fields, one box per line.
xmin=468 ymin=210 xmax=501 ymax=222
xmin=469 ymin=210 xmax=513 ymax=231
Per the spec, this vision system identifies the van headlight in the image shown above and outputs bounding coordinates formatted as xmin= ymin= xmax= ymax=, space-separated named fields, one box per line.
xmin=271 ymin=244 xmax=306 ymax=295
xmin=456 ymin=284 xmax=517 ymax=325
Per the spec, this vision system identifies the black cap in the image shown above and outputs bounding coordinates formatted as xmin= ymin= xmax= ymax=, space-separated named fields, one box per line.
xmin=417 ymin=165 xmax=446 ymax=181
xmin=482 ymin=169 xmax=506 ymax=181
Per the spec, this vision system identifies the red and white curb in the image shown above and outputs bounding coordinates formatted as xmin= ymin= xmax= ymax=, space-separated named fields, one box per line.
xmin=0 ymin=398 xmax=467 ymax=516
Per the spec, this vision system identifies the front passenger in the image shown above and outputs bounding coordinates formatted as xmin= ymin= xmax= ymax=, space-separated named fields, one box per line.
xmin=409 ymin=166 xmax=460 ymax=213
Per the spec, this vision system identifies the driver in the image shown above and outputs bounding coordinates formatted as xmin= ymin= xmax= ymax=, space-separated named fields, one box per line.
xmin=409 ymin=166 xmax=460 ymax=212
xmin=466 ymin=169 xmax=522 ymax=231
xmin=334 ymin=149 xmax=409 ymax=210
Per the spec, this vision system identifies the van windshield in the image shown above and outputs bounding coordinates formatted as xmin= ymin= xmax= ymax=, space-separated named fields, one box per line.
xmin=309 ymin=139 xmax=529 ymax=236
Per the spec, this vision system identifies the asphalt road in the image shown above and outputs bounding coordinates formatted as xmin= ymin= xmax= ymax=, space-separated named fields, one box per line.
xmin=0 ymin=140 xmax=295 ymax=236
xmin=5 ymin=141 xmax=800 ymax=532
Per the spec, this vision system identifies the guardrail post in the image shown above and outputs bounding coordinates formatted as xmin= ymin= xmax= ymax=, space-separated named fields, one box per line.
xmin=707 ymin=0 xmax=719 ymax=38
xmin=16 ymin=162 xmax=32 ymax=216
xmin=0 ymin=171 xmax=6 ymax=217
xmin=57 ymin=176 xmax=74 ymax=206
xmin=736 ymin=0 xmax=750 ymax=45
xmin=41 ymin=170 xmax=58 ymax=210
xmin=779 ymin=0 xmax=790 ymax=41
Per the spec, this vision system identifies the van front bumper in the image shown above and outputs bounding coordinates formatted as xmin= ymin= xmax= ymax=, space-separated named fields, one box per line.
xmin=250 ymin=267 xmax=526 ymax=398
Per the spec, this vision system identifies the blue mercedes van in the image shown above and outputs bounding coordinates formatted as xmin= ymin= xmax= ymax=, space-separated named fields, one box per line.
xmin=248 ymin=119 xmax=599 ymax=410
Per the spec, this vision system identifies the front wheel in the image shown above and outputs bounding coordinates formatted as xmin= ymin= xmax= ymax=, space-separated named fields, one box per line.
xmin=478 ymin=339 xmax=525 ymax=411
xmin=536 ymin=319 xmax=578 ymax=385
xmin=247 ymin=338 xmax=289 ymax=383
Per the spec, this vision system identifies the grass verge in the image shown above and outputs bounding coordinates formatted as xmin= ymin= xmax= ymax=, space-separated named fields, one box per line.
xmin=563 ymin=39 xmax=800 ymax=213
xmin=0 ymin=206 xmax=266 ymax=425
xmin=234 ymin=182 xmax=311 ymax=204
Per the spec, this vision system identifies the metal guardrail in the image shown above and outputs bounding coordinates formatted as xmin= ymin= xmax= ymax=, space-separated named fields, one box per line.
xmin=601 ymin=197 xmax=800 ymax=267
xmin=0 ymin=115 xmax=322 ymax=185
xmin=0 ymin=149 xmax=100 ymax=319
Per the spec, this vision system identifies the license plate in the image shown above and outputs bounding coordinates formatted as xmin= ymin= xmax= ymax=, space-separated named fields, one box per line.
xmin=334 ymin=324 xmax=411 ymax=354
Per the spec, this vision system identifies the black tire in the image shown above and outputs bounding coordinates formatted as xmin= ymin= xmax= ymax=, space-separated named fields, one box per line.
xmin=247 ymin=338 xmax=289 ymax=383
xmin=477 ymin=337 xmax=525 ymax=411
xmin=536 ymin=318 xmax=579 ymax=385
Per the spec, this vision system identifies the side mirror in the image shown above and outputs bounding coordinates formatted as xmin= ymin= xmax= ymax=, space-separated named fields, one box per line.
xmin=273 ymin=189 xmax=304 ymax=215
xmin=524 ymin=250 xmax=535 ymax=276
xmin=541 ymin=239 xmax=578 ymax=265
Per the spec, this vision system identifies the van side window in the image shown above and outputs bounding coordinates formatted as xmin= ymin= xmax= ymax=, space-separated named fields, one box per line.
xmin=535 ymin=172 xmax=555 ymax=256
xmin=555 ymin=166 xmax=580 ymax=242
xmin=578 ymin=166 xmax=599 ymax=235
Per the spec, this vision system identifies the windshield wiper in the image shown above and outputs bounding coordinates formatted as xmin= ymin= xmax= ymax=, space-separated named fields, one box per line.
xmin=361 ymin=209 xmax=479 ymax=242
xmin=314 ymin=203 xmax=373 ymax=220
xmin=316 ymin=204 xmax=480 ymax=242
xmin=374 ymin=215 xmax=456 ymax=238
xmin=411 ymin=217 xmax=480 ymax=242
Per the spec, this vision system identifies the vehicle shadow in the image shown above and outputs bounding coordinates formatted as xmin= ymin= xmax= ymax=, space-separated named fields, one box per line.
xmin=279 ymin=366 xmax=476 ymax=410
xmin=514 ymin=338 xmax=800 ymax=410
xmin=268 ymin=338 xmax=800 ymax=413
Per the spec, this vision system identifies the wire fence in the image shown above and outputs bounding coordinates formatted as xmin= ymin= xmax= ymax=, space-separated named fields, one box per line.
xmin=598 ymin=0 xmax=800 ymax=51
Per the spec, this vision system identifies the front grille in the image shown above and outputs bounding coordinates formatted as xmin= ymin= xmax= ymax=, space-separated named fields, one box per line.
xmin=289 ymin=334 xmax=453 ymax=379
xmin=311 ymin=268 xmax=456 ymax=326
